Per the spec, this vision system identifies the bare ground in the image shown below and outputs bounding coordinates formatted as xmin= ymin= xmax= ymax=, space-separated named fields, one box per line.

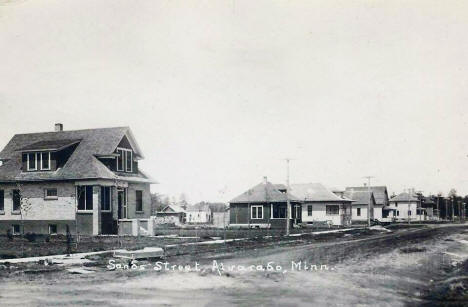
xmin=0 ymin=224 xmax=467 ymax=306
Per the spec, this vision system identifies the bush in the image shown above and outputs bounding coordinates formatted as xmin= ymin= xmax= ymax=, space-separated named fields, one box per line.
xmin=24 ymin=232 xmax=37 ymax=242
xmin=6 ymin=229 xmax=13 ymax=241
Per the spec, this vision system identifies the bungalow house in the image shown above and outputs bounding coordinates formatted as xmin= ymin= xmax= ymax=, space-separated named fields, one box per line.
xmin=343 ymin=190 xmax=375 ymax=223
xmin=345 ymin=186 xmax=389 ymax=221
xmin=386 ymin=191 xmax=423 ymax=222
xmin=229 ymin=178 xmax=301 ymax=229
xmin=289 ymin=183 xmax=353 ymax=226
xmin=0 ymin=124 xmax=154 ymax=235
xmin=186 ymin=203 xmax=212 ymax=224
xmin=157 ymin=204 xmax=186 ymax=225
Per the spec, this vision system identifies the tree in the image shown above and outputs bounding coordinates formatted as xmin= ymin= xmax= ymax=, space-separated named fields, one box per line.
xmin=15 ymin=182 xmax=32 ymax=254
xmin=150 ymin=193 xmax=167 ymax=214
xmin=448 ymin=189 xmax=457 ymax=198
xmin=178 ymin=193 xmax=188 ymax=208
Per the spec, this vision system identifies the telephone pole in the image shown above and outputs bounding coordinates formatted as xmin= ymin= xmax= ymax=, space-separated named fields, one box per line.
xmin=285 ymin=159 xmax=291 ymax=236
xmin=363 ymin=176 xmax=374 ymax=227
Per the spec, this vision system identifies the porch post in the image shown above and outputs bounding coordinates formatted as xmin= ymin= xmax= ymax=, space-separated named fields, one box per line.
xmin=92 ymin=186 xmax=102 ymax=236
xmin=147 ymin=217 xmax=155 ymax=236
xmin=111 ymin=186 xmax=118 ymax=220
xmin=132 ymin=219 xmax=140 ymax=236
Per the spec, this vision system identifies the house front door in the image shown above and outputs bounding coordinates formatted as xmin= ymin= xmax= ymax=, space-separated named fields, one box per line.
xmin=118 ymin=189 xmax=127 ymax=219
xmin=294 ymin=205 xmax=302 ymax=224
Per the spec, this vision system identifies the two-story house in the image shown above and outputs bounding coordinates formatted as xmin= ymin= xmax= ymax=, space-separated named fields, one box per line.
xmin=386 ymin=190 xmax=423 ymax=222
xmin=0 ymin=124 xmax=154 ymax=236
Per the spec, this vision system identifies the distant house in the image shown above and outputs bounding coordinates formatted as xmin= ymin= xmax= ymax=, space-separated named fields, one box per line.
xmin=186 ymin=203 xmax=212 ymax=224
xmin=290 ymin=183 xmax=353 ymax=226
xmin=0 ymin=124 xmax=154 ymax=235
xmin=157 ymin=204 xmax=186 ymax=225
xmin=208 ymin=203 xmax=229 ymax=228
xmin=229 ymin=178 xmax=301 ymax=229
xmin=387 ymin=191 xmax=424 ymax=221
xmin=421 ymin=196 xmax=437 ymax=220
xmin=343 ymin=190 xmax=375 ymax=222
xmin=345 ymin=186 xmax=389 ymax=221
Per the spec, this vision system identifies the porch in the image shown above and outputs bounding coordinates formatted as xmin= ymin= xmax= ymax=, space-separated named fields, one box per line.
xmin=75 ymin=181 xmax=130 ymax=236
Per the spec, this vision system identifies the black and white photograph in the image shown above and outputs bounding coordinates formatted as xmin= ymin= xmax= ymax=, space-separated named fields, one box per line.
xmin=0 ymin=1 xmax=467 ymax=306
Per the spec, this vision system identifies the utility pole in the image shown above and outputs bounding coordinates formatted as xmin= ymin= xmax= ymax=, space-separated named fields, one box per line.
xmin=452 ymin=197 xmax=454 ymax=221
xmin=285 ymin=159 xmax=291 ymax=236
xmin=407 ymin=188 xmax=412 ymax=225
xmin=363 ymin=176 xmax=374 ymax=227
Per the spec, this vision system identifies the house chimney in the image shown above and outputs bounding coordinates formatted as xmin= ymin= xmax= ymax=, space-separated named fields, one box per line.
xmin=54 ymin=123 xmax=63 ymax=132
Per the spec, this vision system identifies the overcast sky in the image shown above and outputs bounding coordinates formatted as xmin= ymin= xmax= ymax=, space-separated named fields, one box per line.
xmin=1 ymin=0 xmax=468 ymax=202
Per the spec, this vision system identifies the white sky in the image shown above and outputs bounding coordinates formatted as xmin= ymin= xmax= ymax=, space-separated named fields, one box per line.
xmin=1 ymin=0 xmax=468 ymax=202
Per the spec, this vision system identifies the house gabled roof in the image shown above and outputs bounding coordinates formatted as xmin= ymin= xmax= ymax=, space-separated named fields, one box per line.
xmin=343 ymin=190 xmax=376 ymax=206
xmin=289 ymin=183 xmax=351 ymax=202
xmin=389 ymin=192 xmax=419 ymax=202
xmin=230 ymin=181 xmax=299 ymax=203
xmin=186 ymin=203 xmax=212 ymax=212
xmin=345 ymin=186 xmax=389 ymax=206
xmin=0 ymin=126 xmax=153 ymax=183
xmin=161 ymin=204 xmax=186 ymax=213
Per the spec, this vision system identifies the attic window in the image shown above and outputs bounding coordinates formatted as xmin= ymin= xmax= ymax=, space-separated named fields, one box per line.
xmin=116 ymin=148 xmax=133 ymax=173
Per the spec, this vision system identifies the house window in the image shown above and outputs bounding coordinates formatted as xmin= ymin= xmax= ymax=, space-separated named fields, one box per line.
xmin=41 ymin=152 xmax=51 ymax=170
xmin=396 ymin=210 xmax=399 ymax=216
xmin=135 ymin=190 xmax=143 ymax=212
xmin=77 ymin=186 xmax=93 ymax=211
xmin=126 ymin=151 xmax=133 ymax=172
xmin=408 ymin=210 xmax=412 ymax=216
xmin=0 ymin=190 xmax=4 ymax=212
xmin=326 ymin=205 xmax=339 ymax=215
xmin=12 ymin=189 xmax=21 ymax=212
xmin=101 ymin=187 xmax=111 ymax=211
xmin=116 ymin=149 xmax=124 ymax=171
xmin=49 ymin=224 xmax=57 ymax=235
xmin=27 ymin=153 xmax=37 ymax=171
xmin=272 ymin=205 xmax=286 ymax=218
xmin=26 ymin=152 xmax=52 ymax=171
xmin=251 ymin=205 xmax=263 ymax=219
xmin=395 ymin=203 xmax=398 ymax=207
xmin=12 ymin=224 xmax=20 ymax=235
xmin=44 ymin=188 xmax=58 ymax=200
xmin=357 ymin=208 xmax=361 ymax=216
xmin=116 ymin=148 xmax=133 ymax=172
xmin=307 ymin=205 xmax=313 ymax=216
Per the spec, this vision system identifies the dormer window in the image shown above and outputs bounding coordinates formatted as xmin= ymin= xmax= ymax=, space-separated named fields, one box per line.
xmin=27 ymin=153 xmax=37 ymax=171
xmin=40 ymin=152 xmax=51 ymax=170
xmin=26 ymin=152 xmax=51 ymax=171
xmin=116 ymin=148 xmax=133 ymax=173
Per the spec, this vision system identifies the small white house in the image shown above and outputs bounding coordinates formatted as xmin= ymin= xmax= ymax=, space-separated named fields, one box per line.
xmin=343 ymin=190 xmax=375 ymax=222
xmin=289 ymin=183 xmax=353 ymax=226
xmin=186 ymin=203 xmax=212 ymax=224
xmin=345 ymin=186 xmax=389 ymax=221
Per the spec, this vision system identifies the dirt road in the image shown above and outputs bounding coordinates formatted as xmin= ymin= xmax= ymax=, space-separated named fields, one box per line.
xmin=0 ymin=225 xmax=467 ymax=306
